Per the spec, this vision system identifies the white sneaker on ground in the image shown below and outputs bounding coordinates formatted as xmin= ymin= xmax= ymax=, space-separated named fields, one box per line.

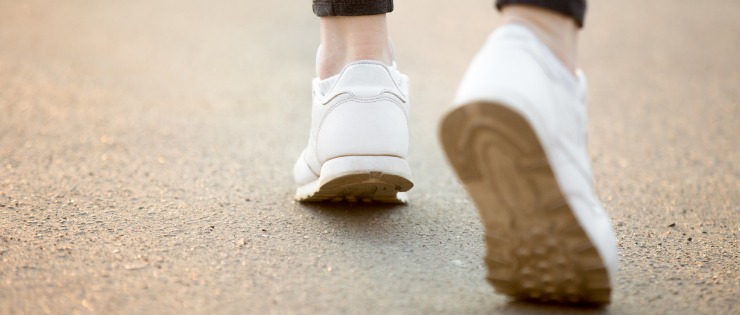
xmin=439 ymin=25 xmax=618 ymax=304
xmin=294 ymin=60 xmax=413 ymax=203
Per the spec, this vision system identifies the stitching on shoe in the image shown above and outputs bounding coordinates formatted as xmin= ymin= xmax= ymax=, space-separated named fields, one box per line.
xmin=325 ymin=61 xmax=407 ymax=98
xmin=315 ymin=96 xmax=408 ymax=163
xmin=319 ymin=96 xmax=408 ymax=130
xmin=322 ymin=89 xmax=406 ymax=105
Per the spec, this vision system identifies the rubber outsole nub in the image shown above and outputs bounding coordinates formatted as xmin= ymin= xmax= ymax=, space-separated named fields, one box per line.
xmin=440 ymin=102 xmax=611 ymax=305
xmin=298 ymin=172 xmax=412 ymax=203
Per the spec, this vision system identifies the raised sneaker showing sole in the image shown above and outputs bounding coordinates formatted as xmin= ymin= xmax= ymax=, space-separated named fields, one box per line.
xmin=440 ymin=102 xmax=611 ymax=305
xmin=296 ymin=155 xmax=413 ymax=203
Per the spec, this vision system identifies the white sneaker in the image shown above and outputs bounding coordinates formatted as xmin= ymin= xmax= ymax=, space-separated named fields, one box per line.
xmin=294 ymin=60 xmax=413 ymax=203
xmin=440 ymin=25 xmax=618 ymax=304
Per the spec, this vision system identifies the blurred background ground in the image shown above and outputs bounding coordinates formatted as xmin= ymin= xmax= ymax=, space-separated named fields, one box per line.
xmin=0 ymin=0 xmax=737 ymax=314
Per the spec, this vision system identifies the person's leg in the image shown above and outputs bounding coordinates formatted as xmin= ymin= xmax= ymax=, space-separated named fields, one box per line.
xmin=294 ymin=1 xmax=412 ymax=203
xmin=313 ymin=0 xmax=394 ymax=78
xmin=440 ymin=0 xmax=619 ymax=305
xmin=318 ymin=15 xmax=392 ymax=79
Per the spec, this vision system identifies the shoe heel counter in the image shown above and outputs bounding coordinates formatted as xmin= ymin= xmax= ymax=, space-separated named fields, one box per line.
xmin=316 ymin=98 xmax=409 ymax=163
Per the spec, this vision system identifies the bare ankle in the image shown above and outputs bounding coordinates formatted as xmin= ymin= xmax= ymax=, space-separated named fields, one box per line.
xmin=501 ymin=5 xmax=580 ymax=72
xmin=318 ymin=15 xmax=393 ymax=79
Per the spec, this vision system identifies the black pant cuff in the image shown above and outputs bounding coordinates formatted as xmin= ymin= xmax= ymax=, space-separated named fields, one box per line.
xmin=313 ymin=1 xmax=394 ymax=17
xmin=496 ymin=0 xmax=586 ymax=27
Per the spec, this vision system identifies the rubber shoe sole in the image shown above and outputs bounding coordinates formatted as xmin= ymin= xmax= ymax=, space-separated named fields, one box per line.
xmin=296 ymin=156 xmax=413 ymax=203
xmin=440 ymin=102 xmax=611 ymax=305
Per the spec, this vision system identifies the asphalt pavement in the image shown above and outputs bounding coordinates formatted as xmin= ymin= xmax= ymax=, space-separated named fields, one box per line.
xmin=0 ymin=0 xmax=738 ymax=314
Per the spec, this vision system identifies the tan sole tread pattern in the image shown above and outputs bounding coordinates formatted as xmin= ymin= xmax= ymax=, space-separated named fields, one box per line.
xmin=300 ymin=172 xmax=412 ymax=203
xmin=440 ymin=102 xmax=611 ymax=305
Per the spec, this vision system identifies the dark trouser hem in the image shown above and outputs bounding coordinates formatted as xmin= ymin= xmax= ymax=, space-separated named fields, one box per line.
xmin=313 ymin=0 xmax=393 ymax=17
xmin=496 ymin=0 xmax=586 ymax=27
xmin=310 ymin=1 xmax=585 ymax=27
